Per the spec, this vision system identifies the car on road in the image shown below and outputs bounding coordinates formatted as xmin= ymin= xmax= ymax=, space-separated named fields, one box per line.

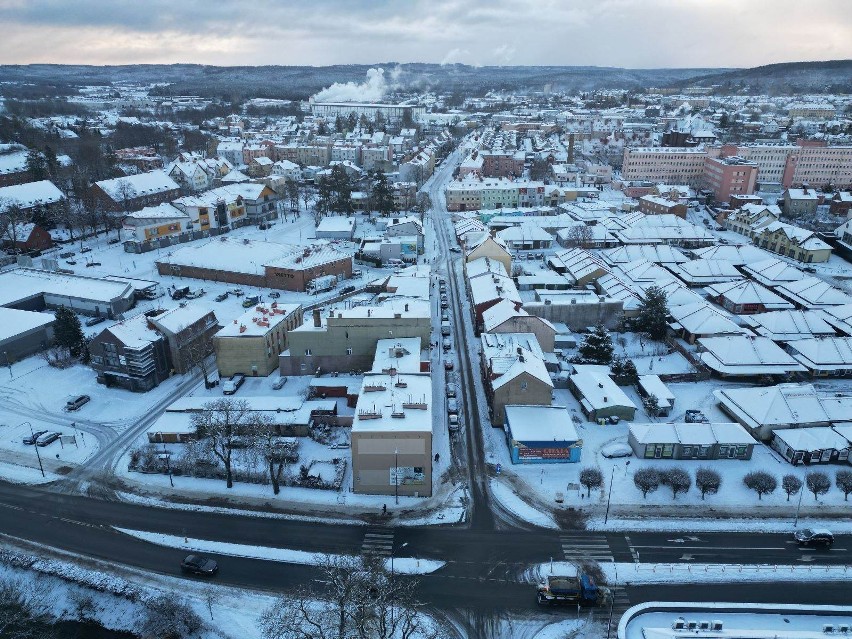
xmin=36 ymin=432 xmax=60 ymax=447
xmin=794 ymin=528 xmax=834 ymax=548
xmin=180 ymin=554 xmax=219 ymax=576
xmin=222 ymin=374 xmax=245 ymax=395
xmin=65 ymin=395 xmax=90 ymax=411
xmin=214 ymin=292 xmax=229 ymax=302
xmin=22 ymin=430 xmax=49 ymax=445
xmin=450 ymin=246 xmax=461 ymax=253
xmin=444 ymin=360 xmax=454 ymax=371
xmin=446 ymin=384 xmax=457 ymax=398
xmin=85 ymin=316 xmax=106 ymax=327
xmin=601 ymin=442 xmax=633 ymax=459
xmin=272 ymin=376 xmax=288 ymax=390
xmin=442 ymin=338 xmax=452 ymax=351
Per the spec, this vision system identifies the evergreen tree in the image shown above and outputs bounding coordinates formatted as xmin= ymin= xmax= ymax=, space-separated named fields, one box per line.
xmin=328 ymin=165 xmax=353 ymax=216
xmin=578 ymin=324 xmax=614 ymax=365
xmin=43 ymin=145 xmax=59 ymax=180
xmin=334 ymin=115 xmax=345 ymax=133
xmin=54 ymin=306 xmax=85 ymax=357
xmin=26 ymin=148 xmax=47 ymax=182
xmin=636 ymin=285 xmax=669 ymax=340
xmin=369 ymin=170 xmax=397 ymax=217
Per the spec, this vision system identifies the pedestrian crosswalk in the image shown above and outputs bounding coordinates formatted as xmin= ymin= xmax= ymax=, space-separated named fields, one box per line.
xmin=559 ymin=534 xmax=614 ymax=563
xmin=361 ymin=529 xmax=394 ymax=557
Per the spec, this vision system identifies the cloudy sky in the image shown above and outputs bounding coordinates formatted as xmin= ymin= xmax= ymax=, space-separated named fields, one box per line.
xmin=0 ymin=0 xmax=849 ymax=68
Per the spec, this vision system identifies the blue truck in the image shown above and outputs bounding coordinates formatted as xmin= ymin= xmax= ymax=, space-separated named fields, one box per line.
xmin=536 ymin=573 xmax=607 ymax=606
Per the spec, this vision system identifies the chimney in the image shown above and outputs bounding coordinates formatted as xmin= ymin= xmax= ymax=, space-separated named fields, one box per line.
xmin=312 ymin=309 xmax=321 ymax=328
xmin=598 ymin=382 xmax=604 ymax=388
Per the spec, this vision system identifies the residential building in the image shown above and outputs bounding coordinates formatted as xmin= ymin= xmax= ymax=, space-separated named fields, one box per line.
xmin=481 ymin=151 xmax=525 ymax=178
xmin=753 ymin=221 xmax=832 ymax=263
xmin=782 ymin=187 xmax=819 ymax=218
xmin=705 ymin=279 xmax=793 ymax=314
xmin=638 ymin=195 xmax=688 ymax=218
xmin=464 ymin=233 xmax=512 ymax=276
xmin=724 ymin=203 xmax=780 ymax=239
xmin=214 ymin=302 xmax=302 ymax=378
xmin=621 ymin=147 xmax=708 ymax=187
xmin=89 ymin=311 xmax=171 ymax=392
xmin=568 ymin=364 xmax=637 ymax=422
xmin=771 ymin=427 xmax=850 ymax=465
xmin=309 ymin=102 xmax=425 ymax=124
xmin=147 ymin=305 xmax=220 ymax=375
xmin=697 ymin=335 xmax=806 ymax=377
xmin=121 ymin=203 xmax=192 ymax=244
xmin=482 ymin=299 xmax=557 ymax=352
xmin=91 ymin=171 xmax=181 ymax=212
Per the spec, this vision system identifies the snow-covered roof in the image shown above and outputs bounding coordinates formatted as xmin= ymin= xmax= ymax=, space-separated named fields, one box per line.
xmin=496 ymin=224 xmax=554 ymax=243
xmin=741 ymin=310 xmax=836 ymax=342
xmin=106 ymin=312 xmax=162 ymax=349
xmin=316 ymin=216 xmax=356 ymax=233
xmin=468 ymin=272 xmax=521 ymax=307
xmin=491 ymin=350 xmax=553 ymax=390
xmin=123 ymin=202 xmax=189 ymax=222
xmin=0 ymin=306 xmax=54 ymax=342
xmin=776 ymin=277 xmax=852 ymax=309
xmin=504 ymin=405 xmax=578 ymax=442
xmin=466 ymin=256 xmax=508 ymax=279
xmin=690 ymin=244 xmax=771 ymax=266
xmin=630 ymin=422 xmax=753 ymax=446
xmin=0 ymin=150 xmax=28 ymax=175
xmin=713 ymin=383 xmax=852 ymax=429
xmin=666 ymin=259 xmax=742 ymax=286
xmin=150 ymin=304 xmax=213 ymax=335
xmin=705 ymin=279 xmax=793 ymax=310
xmin=636 ymin=375 xmax=675 ymax=405
xmin=772 ymin=427 xmax=850 ymax=452
xmin=788 ymin=337 xmax=852 ymax=371
xmin=0 ymin=180 xmax=64 ymax=211
xmin=216 ymin=302 xmax=300 ymax=338
xmin=94 ymin=170 xmax=179 ymax=201
xmin=0 ymin=268 xmax=133 ymax=307
xmin=741 ymin=258 xmax=806 ymax=287
xmin=669 ymin=301 xmax=746 ymax=337
xmin=698 ymin=335 xmax=806 ymax=375
xmin=599 ymin=244 xmax=688 ymax=265
xmin=352 ymin=373 xmax=432 ymax=433
xmin=819 ymin=303 xmax=852 ymax=335
xmin=371 ymin=337 xmax=424 ymax=374
xmin=570 ymin=365 xmax=636 ymax=411
xmin=221 ymin=169 xmax=250 ymax=183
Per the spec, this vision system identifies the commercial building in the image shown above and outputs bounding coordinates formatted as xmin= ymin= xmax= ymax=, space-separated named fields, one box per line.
xmin=351 ymin=373 xmax=432 ymax=497
xmin=0 ymin=307 xmax=54 ymax=362
xmin=281 ymin=301 xmax=431 ymax=376
xmin=621 ymin=147 xmax=708 ymax=188
xmin=702 ymin=156 xmax=758 ymax=202
xmin=309 ymin=102 xmax=425 ymax=124
xmin=503 ymin=405 xmax=581 ymax=464
xmin=214 ymin=302 xmax=302 ymax=378
xmin=628 ymin=422 xmax=755 ymax=460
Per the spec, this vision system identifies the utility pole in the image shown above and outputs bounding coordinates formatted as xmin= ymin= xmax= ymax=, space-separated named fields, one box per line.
xmin=24 ymin=422 xmax=44 ymax=478
xmin=394 ymin=448 xmax=399 ymax=505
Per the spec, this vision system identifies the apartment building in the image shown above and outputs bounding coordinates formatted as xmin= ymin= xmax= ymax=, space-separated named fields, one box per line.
xmin=724 ymin=204 xmax=780 ymax=239
xmin=91 ymin=171 xmax=182 ymax=212
xmin=638 ymin=195 xmax=687 ymax=218
xmin=214 ymin=302 xmax=302 ymax=377
xmin=754 ymin=221 xmax=833 ymax=263
xmin=788 ymin=104 xmax=836 ymax=119
xmin=621 ymin=147 xmax=708 ymax=187
xmin=275 ymin=143 xmax=332 ymax=167
xmin=481 ymin=151 xmax=525 ymax=178
xmin=718 ymin=143 xmax=852 ymax=190
xmin=122 ymin=203 xmax=192 ymax=243
xmin=702 ymin=156 xmax=758 ymax=202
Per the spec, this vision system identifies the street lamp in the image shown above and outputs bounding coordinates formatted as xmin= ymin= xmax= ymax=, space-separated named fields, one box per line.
xmin=794 ymin=478 xmax=805 ymax=527
xmin=23 ymin=422 xmax=44 ymax=478
xmin=394 ymin=448 xmax=399 ymax=505
xmin=604 ymin=465 xmax=617 ymax=525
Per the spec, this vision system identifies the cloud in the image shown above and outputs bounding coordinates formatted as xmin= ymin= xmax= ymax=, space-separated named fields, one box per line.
xmin=0 ymin=0 xmax=848 ymax=68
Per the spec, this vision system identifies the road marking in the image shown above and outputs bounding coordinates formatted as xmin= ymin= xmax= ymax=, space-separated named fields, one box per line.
xmin=633 ymin=545 xmax=786 ymax=551
xmin=624 ymin=535 xmax=640 ymax=564
xmin=560 ymin=534 xmax=614 ymax=562
xmin=362 ymin=529 xmax=394 ymax=557
xmin=679 ymin=554 xmax=694 ymax=561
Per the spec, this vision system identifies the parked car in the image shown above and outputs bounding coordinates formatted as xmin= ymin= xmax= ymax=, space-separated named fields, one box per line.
xmin=222 ymin=374 xmax=245 ymax=395
xmin=340 ymin=285 xmax=356 ymax=295
xmin=441 ymin=312 xmax=449 ymax=322
xmin=36 ymin=432 xmax=60 ymax=447
xmin=242 ymin=296 xmax=260 ymax=308
xmin=448 ymin=414 xmax=460 ymax=433
xmin=171 ymin=286 xmax=190 ymax=300
xmin=446 ymin=384 xmax=457 ymax=398
xmin=108 ymin=237 xmax=121 ymax=245
xmin=185 ymin=288 xmax=206 ymax=299
xmin=65 ymin=395 xmax=90 ymax=411
xmin=352 ymin=269 xmax=363 ymax=278
xmin=22 ymin=430 xmax=48 ymax=445
xmin=66 ymin=260 xmax=77 ymax=265
xmin=230 ymin=288 xmax=245 ymax=296
xmin=444 ymin=360 xmax=454 ymax=371
xmin=180 ymin=554 xmax=219 ymax=576
xmin=268 ymin=291 xmax=281 ymax=299
xmin=272 ymin=376 xmax=288 ymax=390
xmin=85 ymin=316 xmax=106 ymax=327
xmin=79 ymin=246 xmax=92 ymax=253
xmin=794 ymin=528 xmax=834 ymax=548
xmin=601 ymin=442 xmax=633 ymax=459
xmin=59 ymin=251 xmax=75 ymax=259
xmin=447 ymin=398 xmax=459 ymax=415
xmin=442 ymin=338 xmax=452 ymax=351
xmin=450 ymin=246 xmax=461 ymax=253
xmin=214 ymin=292 xmax=229 ymax=302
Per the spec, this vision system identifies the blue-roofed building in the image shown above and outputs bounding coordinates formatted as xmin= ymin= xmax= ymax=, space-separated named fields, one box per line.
xmin=504 ymin=405 xmax=582 ymax=464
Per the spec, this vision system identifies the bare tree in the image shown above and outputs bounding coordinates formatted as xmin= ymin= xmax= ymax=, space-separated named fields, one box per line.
xmin=253 ymin=413 xmax=299 ymax=495
xmin=0 ymin=577 xmax=52 ymax=639
xmin=0 ymin=198 xmax=28 ymax=251
xmin=743 ymin=471 xmax=777 ymax=500
xmin=836 ymin=470 xmax=852 ymax=501
xmin=782 ymin=474 xmax=803 ymax=501
xmin=140 ymin=595 xmax=203 ymax=639
xmin=806 ymin=471 xmax=831 ymax=501
xmin=190 ymin=399 xmax=254 ymax=488
xmin=660 ymin=467 xmax=691 ymax=499
xmin=259 ymin=554 xmax=439 ymax=639
xmin=633 ymin=468 xmax=660 ymax=499
xmin=565 ymin=223 xmax=593 ymax=248
xmin=695 ymin=467 xmax=721 ymax=500
xmin=112 ymin=179 xmax=137 ymax=239
xmin=178 ymin=329 xmax=216 ymax=387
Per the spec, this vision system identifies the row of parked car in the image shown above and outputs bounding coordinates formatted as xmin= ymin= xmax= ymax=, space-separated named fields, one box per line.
xmin=22 ymin=430 xmax=61 ymax=447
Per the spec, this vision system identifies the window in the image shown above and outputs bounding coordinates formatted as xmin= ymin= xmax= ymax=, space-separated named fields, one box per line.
xmin=305 ymin=349 xmax=312 ymax=356
xmin=346 ymin=347 xmax=353 ymax=355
